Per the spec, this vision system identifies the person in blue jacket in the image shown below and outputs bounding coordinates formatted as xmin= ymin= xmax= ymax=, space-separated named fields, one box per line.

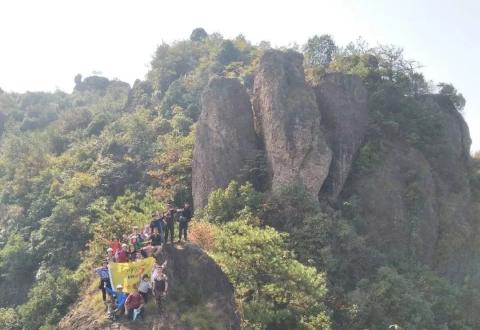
xmin=95 ymin=261 xmax=111 ymax=301
xmin=106 ymin=284 xmax=128 ymax=316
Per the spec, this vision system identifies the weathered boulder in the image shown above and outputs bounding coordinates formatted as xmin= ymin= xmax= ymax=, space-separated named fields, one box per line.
xmin=192 ymin=77 xmax=259 ymax=209
xmin=162 ymin=244 xmax=240 ymax=330
xmin=59 ymin=244 xmax=240 ymax=330
xmin=252 ymin=50 xmax=332 ymax=196
xmin=315 ymin=73 xmax=368 ymax=201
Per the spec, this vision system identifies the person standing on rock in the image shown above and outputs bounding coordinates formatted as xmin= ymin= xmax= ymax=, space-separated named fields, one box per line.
xmin=148 ymin=227 xmax=163 ymax=257
xmin=177 ymin=202 xmax=193 ymax=242
xmin=164 ymin=203 xmax=177 ymax=244
xmin=138 ymin=273 xmax=152 ymax=303
xmin=150 ymin=211 xmax=165 ymax=243
xmin=94 ymin=260 xmax=111 ymax=302
xmin=153 ymin=270 xmax=168 ymax=312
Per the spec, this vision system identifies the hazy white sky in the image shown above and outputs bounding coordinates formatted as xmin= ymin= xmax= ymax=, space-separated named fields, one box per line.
xmin=1 ymin=0 xmax=478 ymax=152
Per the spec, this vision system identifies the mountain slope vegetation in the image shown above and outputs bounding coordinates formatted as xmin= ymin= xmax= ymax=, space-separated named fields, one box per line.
xmin=0 ymin=29 xmax=479 ymax=329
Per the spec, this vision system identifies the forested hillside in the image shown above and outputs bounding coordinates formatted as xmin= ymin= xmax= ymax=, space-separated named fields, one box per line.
xmin=1 ymin=29 xmax=479 ymax=329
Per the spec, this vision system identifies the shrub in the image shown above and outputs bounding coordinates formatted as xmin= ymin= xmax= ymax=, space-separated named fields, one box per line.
xmin=0 ymin=308 xmax=22 ymax=330
xmin=203 ymin=181 xmax=263 ymax=224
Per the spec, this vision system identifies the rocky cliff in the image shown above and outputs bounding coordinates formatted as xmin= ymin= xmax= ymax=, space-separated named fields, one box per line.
xmin=193 ymin=50 xmax=333 ymax=204
xmin=192 ymin=77 xmax=259 ymax=209
xmin=191 ymin=49 xmax=478 ymax=279
xmin=340 ymin=94 xmax=476 ymax=279
xmin=252 ymin=50 xmax=332 ymax=196
xmin=315 ymin=73 xmax=368 ymax=201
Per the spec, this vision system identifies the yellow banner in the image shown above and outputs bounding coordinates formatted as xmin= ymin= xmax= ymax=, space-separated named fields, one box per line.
xmin=108 ymin=257 xmax=156 ymax=293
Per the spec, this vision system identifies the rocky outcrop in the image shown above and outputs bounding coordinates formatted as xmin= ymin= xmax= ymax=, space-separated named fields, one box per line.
xmin=420 ymin=94 xmax=471 ymax=184
xmin=253 ymin=50 xmax=332 ymax=196
xmin=316 ymin=73 xmax=368 ymax=201
xmin=59 ymin=244 xmax=240 ymax=330
xmin=125 ymin=79 xmax=154 ymax=112
xmin=342 ymin=95 xmax=476 ymax=280
xmin=417 ymin=95 xmax=474 ymax=279
xmin=74 ymin=75 xmax=130 ymax=96
xmin=192 ymin=77 xmax=259 ymax=209
xmin=161 ymin=244 xmax=240 ymax=330
xmin=347 ymin=144 xmax=438 ymax=265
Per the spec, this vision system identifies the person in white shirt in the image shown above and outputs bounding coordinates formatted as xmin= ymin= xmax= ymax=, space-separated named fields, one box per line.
xmin=138 ymin=273 xmax=152 ymax=302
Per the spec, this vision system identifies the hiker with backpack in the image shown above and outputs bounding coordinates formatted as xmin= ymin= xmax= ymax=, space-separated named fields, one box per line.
xmin=94 ymin=261 xmax=112 ymax=302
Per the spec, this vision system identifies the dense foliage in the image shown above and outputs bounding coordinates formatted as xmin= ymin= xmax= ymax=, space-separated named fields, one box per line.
xmin=0 ymin=29 xmax=477 ymax=329
xmin=199 ymin=217 xmax=331 ymax=329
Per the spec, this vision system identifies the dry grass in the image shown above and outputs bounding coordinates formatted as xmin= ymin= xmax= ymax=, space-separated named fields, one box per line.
xmin=188 ymin=221 xmax=217 ymax=251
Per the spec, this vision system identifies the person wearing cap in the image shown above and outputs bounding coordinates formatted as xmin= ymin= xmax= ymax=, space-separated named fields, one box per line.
xmin=106 ymin=247 xmax=115 ymax=262
xmin=115 ymin=244 xmax=129 ymax=263
xmin=106 ymin=284 xmax=128 ymax=316
xmin=94 ymin=261 xmax=111 ymax=301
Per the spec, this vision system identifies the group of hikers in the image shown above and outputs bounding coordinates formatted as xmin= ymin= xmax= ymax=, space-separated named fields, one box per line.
xmin=94 ymin=202 xmax=193 ymax=321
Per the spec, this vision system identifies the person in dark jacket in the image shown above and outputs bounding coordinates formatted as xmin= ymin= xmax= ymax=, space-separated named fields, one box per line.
xmin=164 ymin=204 xmax=176 ymax=244
xmin=149 ymin=211 xmax=165 ymax=242
xmin=177 ymin=203 xmax=193 ymax=242
xmin=153 ymin=270 xmax=168 ymax=312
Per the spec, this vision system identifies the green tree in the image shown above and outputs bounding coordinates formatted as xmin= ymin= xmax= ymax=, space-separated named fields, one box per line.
xmin=18 ymin=269 xmax=79 ymax=330
xmin=190 ymin=27 xmax=208 ymax=42
xmin=0 ymin=308 xmax=22 ymax=330
xmin=303 ymin=34 xmax=337 ymax=67
xmin=211 ymin=220 xmax=331 ymax=330
xmin=202 ymin=181 xmax=263 ymax=224
xmin=438 ymin=82 xmax=466 ymax=111
xmin=217 ymin=40 xmax=241 ymax=65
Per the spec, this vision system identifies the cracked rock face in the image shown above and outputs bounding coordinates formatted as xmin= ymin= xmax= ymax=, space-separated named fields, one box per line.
xmin=252 ymin=49 xmax=332 ymax=197
xmin=192 ymin=76 xmax=259 ymax=209
xmin=315 ymin=73 xmax=369 ymax=201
